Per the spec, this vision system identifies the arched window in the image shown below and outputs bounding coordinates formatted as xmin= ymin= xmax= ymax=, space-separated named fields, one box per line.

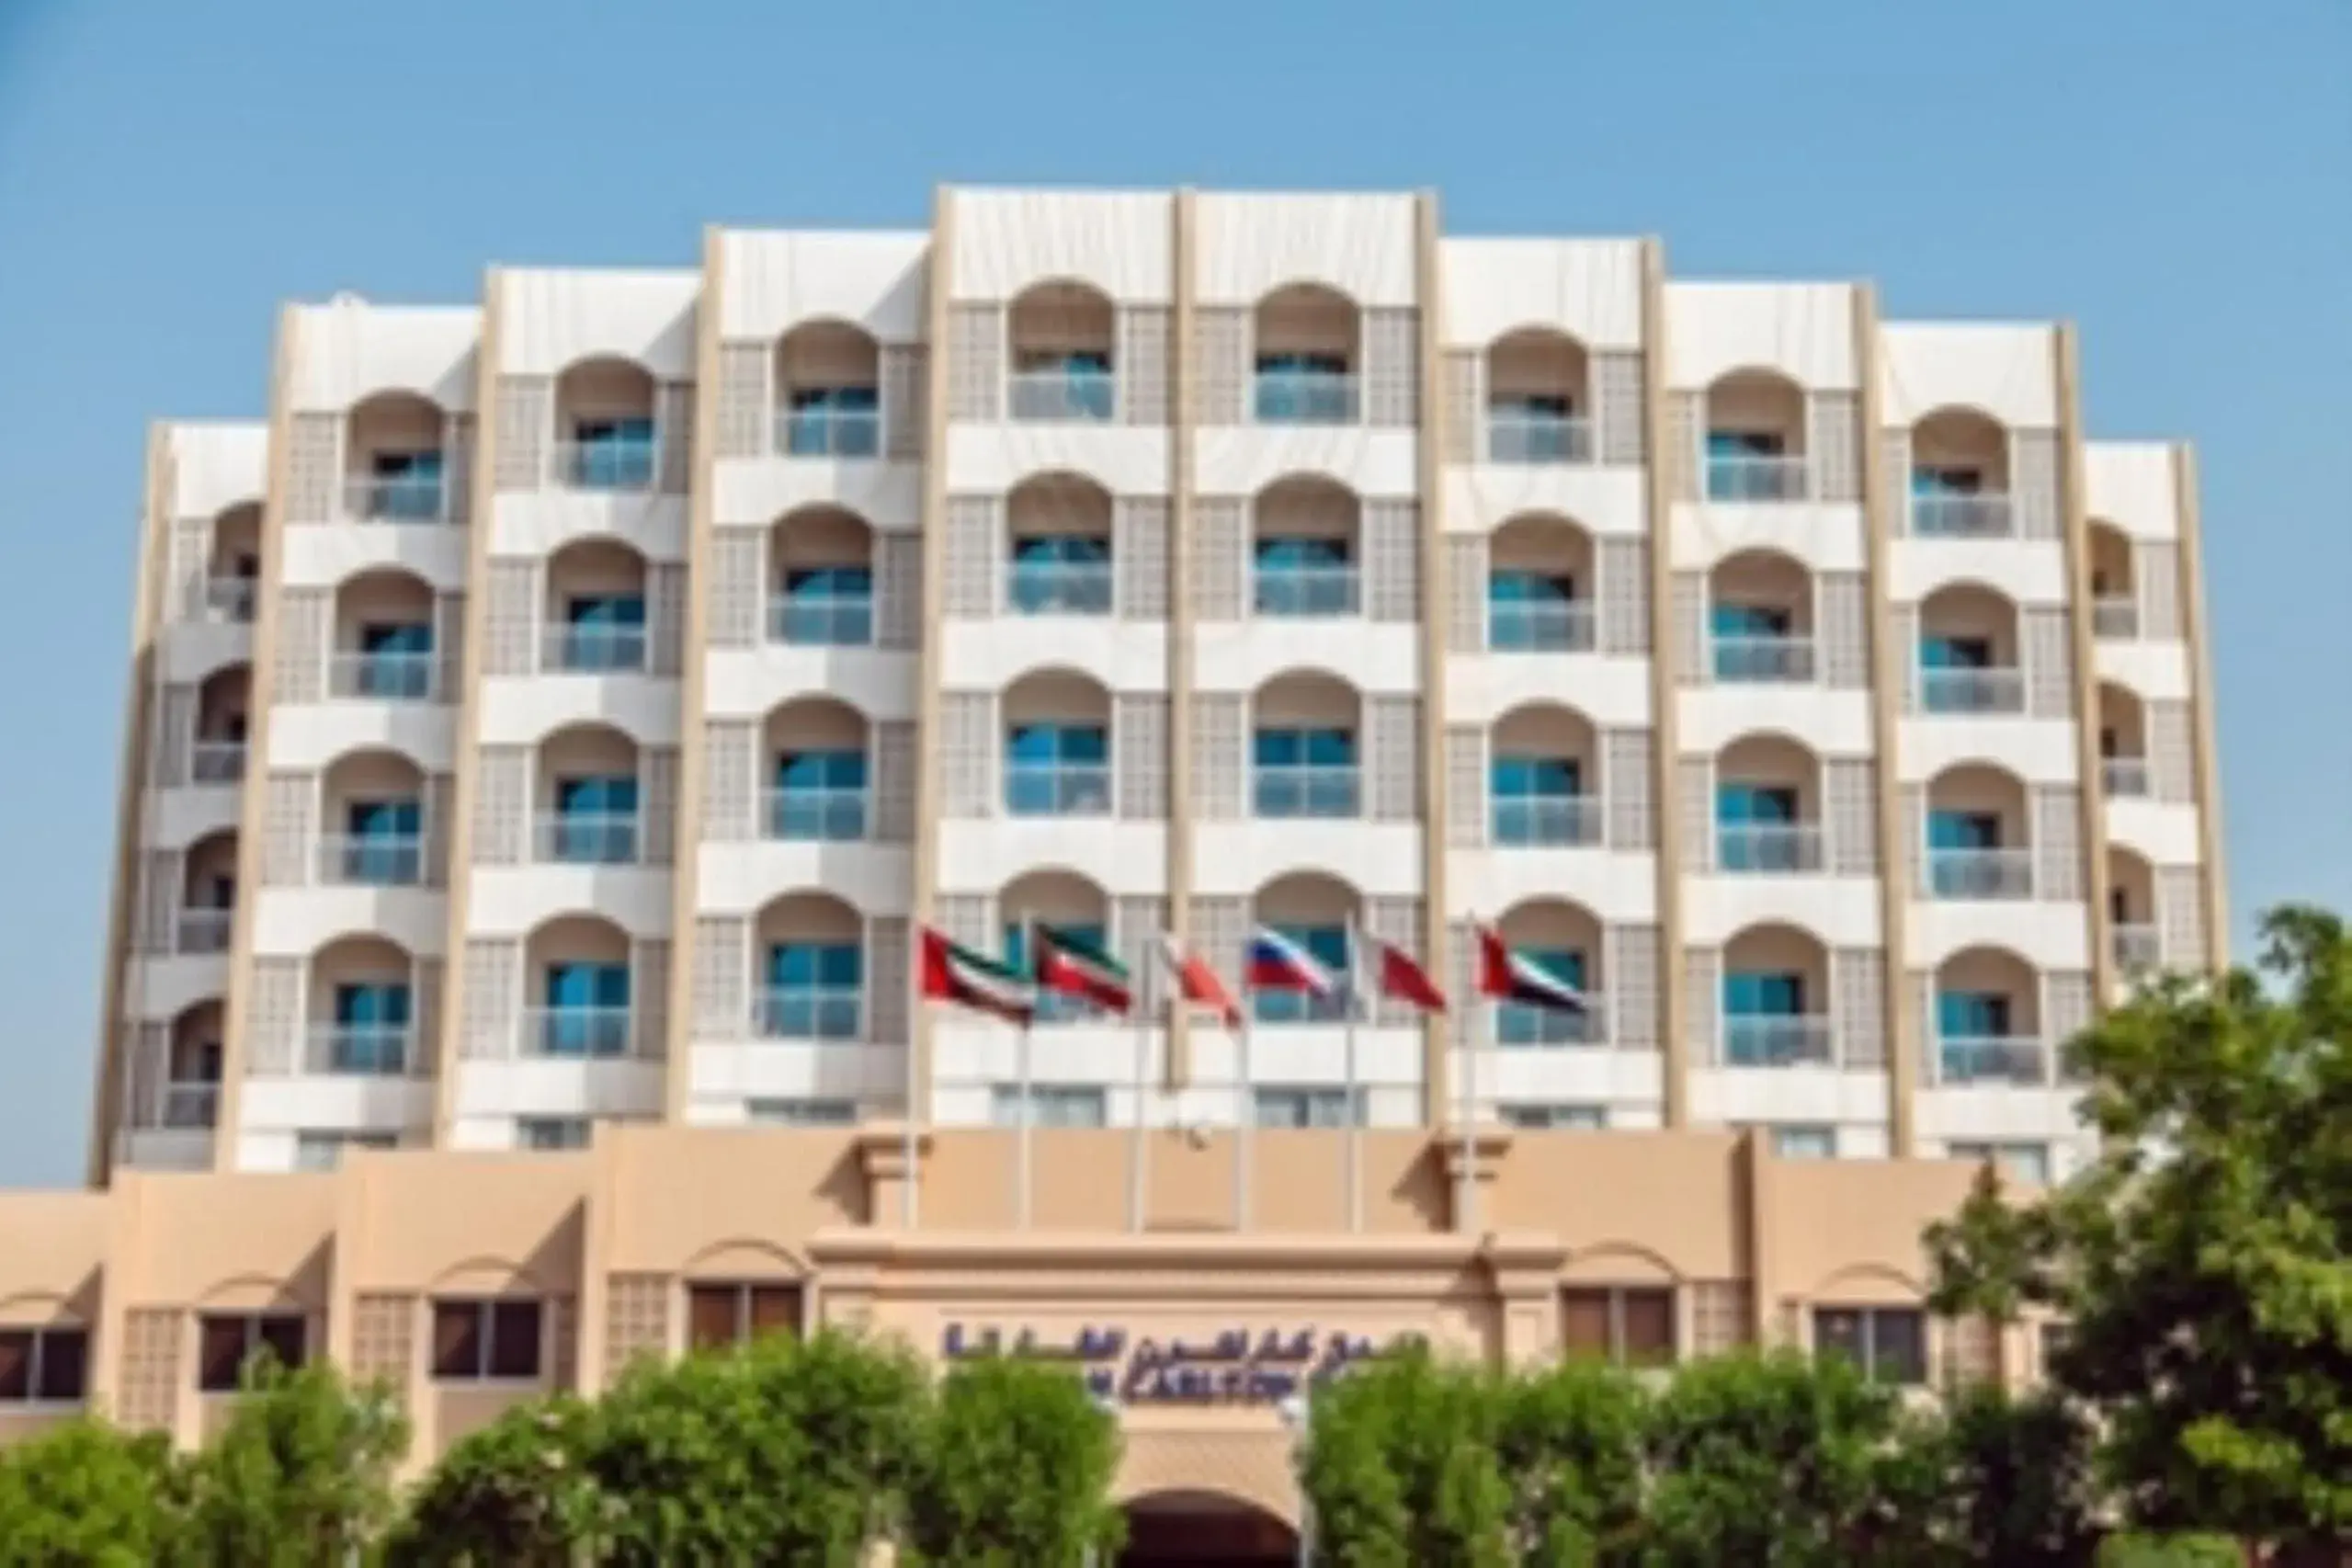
xmin=320 ymin=748 xmax=427 ymax=885
xmin=534 ymin=724 xmax=642 ymax=865
xmin=192 ymin=665 xmax=250 ymax=784
xmin=1003 ymin=671 xmax=1113 ymax=817
xmin=1007 ymin=282 xmax=1118 ymax=422
xmin=165 ymin=1000 xmax=225 ymax=1127
xmin=1709 ymin=550 xmax=1815 ymax=684
xmin=309 ymin=934 xmax=418 ymax=1075
xmin=1492 ymin=899 xmax=1605 ymax=1045
xmin=1703 ymin=370 xmax=1807 ymax=502
xmin=1720 ymin=924 xmax=1831 ymax=1067
xmin=1916 ymin=584 xmax=2024 ymax=715
xmin=2108 ymin=848 xmax=2157 ymax=971
xmin=204 ymin=503 xmax=263 ymax=622
xmin=1250 ymin=872 xmax=1359 ymax=1028
xmin=1933 ymin=947 xmax=2044 ymax=1085
xmin=330 ymin=568 xmax=437 ymax=700
xmin=1252 ymin=673 xmax=1360 ymax=819
xmin=525 ymin=915 xmax=635 ymax=1058
xmin=1490 ymin=704 xmax=1599 ymax=846
xmin=1925 ymin=764 xmax=2033 ymax=900
xmin=1006 ymin=474 xmax=1115 ymax=616
xmin=764 ymin=698 xmax=870 ymax=841
xmin=177 ymin=829 xmax=240 ymax=952
xmin=1714 ymin=733 xmax=1824 ymax=874
xmin=755 ymin=892 xmax=864 ymax=1040
xmin=776 ymin=323 xmax=881 ymax=457
xmin=1253 ymin=477 xmax=1360 ymax=618
xmin=1253 ymin=284 xmax=1359 ymax=425
xmin=768 ymin=506 xmax=874 ymax=646
xmin=553 ymin=358 xmax=658 ymax=491
xmin=543 ymin=540 xmax=650 ymax=673
xmin=1487 ymin=514 xmax=1596 ymax=652
xmin=1908 ymin=408 xmax=2011 ymax=537
xmin=2087 ymin=521 xmax=2136 ymax=639
xmin=999 ymin=870 xmax=1112 ymax=1026
xmin=1485 ymin=329 xmax=1592 ymax=464
xmin=2096 ymin=683 xmax=2149 ymax=799
xmin=345 ymin=391 xmax=450 ymax=521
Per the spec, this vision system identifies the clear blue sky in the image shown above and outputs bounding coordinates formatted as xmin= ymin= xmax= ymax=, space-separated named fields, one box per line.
xmin=0 ymin=0 xmax=2343 ymax=1187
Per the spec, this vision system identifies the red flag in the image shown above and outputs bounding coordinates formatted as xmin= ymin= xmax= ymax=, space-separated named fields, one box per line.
xmin=1371 ymin=937 xmax=1448 ymax=1014
xmin=1157 ymin=936 xmax=1244 ymax=1029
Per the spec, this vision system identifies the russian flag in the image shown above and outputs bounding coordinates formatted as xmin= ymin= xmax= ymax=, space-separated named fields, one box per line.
xmin=1476 ymin=923 xmax=1590 ymax=1015
xmin=1245 ymin=926 xmax=1342 ymax=995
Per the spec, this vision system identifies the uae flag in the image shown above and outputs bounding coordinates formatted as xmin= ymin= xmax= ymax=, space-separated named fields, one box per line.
xmin=1034 ymin=924 xmax=1133 ymax=1015
xmin=1475 ymin=923 xmax=1591 ymax=1016
xmin=919 ymin=926 xmax=1035 ymax=1024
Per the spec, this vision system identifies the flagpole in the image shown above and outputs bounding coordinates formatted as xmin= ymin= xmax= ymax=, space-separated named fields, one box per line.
xmin=1017 ymin=913 xmax=1034 ymax=1233
xmin=1235 ymin=1006 xmax=1253 ymax=1232
xmin=1467 ymin=996 xmax=1486 ymax=1238
xmin=903 ymin=928 xmax=920 ymax=1230
xmin=1344 ymin=915 xmax=1363 ymax=1234
xmin=1128 ymin=950 xmax=1151 ymax=1233
xmin=1455 ymin=927 xmax=1473 ymax=1233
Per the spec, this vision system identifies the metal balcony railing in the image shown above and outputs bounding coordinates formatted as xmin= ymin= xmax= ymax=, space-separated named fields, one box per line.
xmin=176 ymin=906 xmax=233 ymax=954
xmin=161 ymin=1081 xmax=220 ymax=1130
xmin=533 ymin=813 xmax=642 ymax=866
xmin=1937 ymin=1035 xmax=2048 ymax=1086
xmin=776 ymin=406 xmax=881 ymax=459
xmin=520 ymin=1006 xmax=635 ymax=1059
xmin=1721 ymin=1016 xmax=1835 ymax=1067
xmin=1928 ymin=848 xmax=2036 ymax=901
xmin=543 ymin=623 xmax=649 ymax=674
xmin=316 ymin=835 xmax=425 ymax=887
xmin=755 ymin=988 xmax=863 ymax=1040
xmin=1252 ymin=992 xmax=1353 ymax=1027
xmin=1920 ymin=666 xmax=2027 ymax=715
xmin=1253 ymin=564 xmax=1359 ymax=618
xmin=2101 ymin=756 xmax=2152 ymax=799
xmin=329 ymin=651 xmax=435 ymax=701
xmin=343 ymin=472 xmax=447 ymax=522
xmin=1706 ymin=454 xmax=1809 ymax=503
xmin=554 ymin=437 xmax=657 ymax=491
xmin=1492 ymin=795 xmax=1605 ymax=847
xmin=2113 ymin=924 xmax=2160 ymax=971
xmin=1486 ymin=410 xmax=1593 ymax=465
xmin=1253 ymin=766 xmax=1360 ymax=819
xmin=1006 ymin=559 xmax=1115 ymax=616
xmin=304 ymin=1023 xmax=413 ymax=1076
xmin=1496 ymin=997 xmax=1607 ymax=1046
xmin=764 ymin=787 xmax=867 ymax=842
xmin=1713 ymin=634 xmax=1816 ymax=684
xmin=1910 ymin=493 xmax=2015 ymax=539
xmin=2092 ymin=597 xmax=2140 ymax=640
xmin=1008 ymin=369 xmax=1116 ymax=423
xmin=1487 ymin=599 xmax=1596 ymax=653
xmin=766 ymin=592 xmax=873 ymax=647
xmin=1004 ymin=763 xmax=1113 ymax=818
xmin=202 ymin=577 xmax=257 ymax=624
xmin=1716 ymin=823 xmax=1826 ymax=874
xmin=1254 ymin=369 xmax=1358 ymax=425
xmin=189 ymin=740 xmax=246 ymax=785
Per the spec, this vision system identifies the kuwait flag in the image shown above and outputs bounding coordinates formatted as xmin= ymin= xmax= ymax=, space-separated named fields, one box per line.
xmin=919 ymin=926 xmax=1035 ymax=1023
xmin=1475 ymin=923 xmax=1590 ymax=1015
xmin=1033 ymin=924 xmax=1133 ymax=1015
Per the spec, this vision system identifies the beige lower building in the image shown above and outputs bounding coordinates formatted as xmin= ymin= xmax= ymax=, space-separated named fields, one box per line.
xmin=1 ymin=1121 xmax=2017 ymax=1556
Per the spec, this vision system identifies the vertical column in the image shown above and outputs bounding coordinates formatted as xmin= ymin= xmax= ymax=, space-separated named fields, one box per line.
xmin=1853 ymin=286 xmax=1918 ymax=1155
xmin=2171 ymin=444 xmax=2229 ymax=968
xmin=215 ymin=306 xmax=301 ymax=1171
xmin=1638 ymin=238 xmax=1689 ymax=1127
xmin=908 ymin=187 xmax=955 ymax=1127
xmin=1165 ymin=188 xmax=1198 ymax=1090
xmin=1414 ymin=190 xmax=1449 ymax=1125
xmin=662 ymin=227 xmax=726 ymax=1119
xmin=2053 ymin=325 xmax=2117 ymax=1003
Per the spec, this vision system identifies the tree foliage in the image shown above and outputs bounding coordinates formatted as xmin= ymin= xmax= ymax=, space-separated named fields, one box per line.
xmin=172 ymin=1357 xmax=408 ymax=1568
xmin=0 ymin=1416 xmax=186 ymax=1567
xmin=386 ymin=1395 xmax=604 ymax=1567
xmin=901 ymin=1354 xmax=1124 ymax=1568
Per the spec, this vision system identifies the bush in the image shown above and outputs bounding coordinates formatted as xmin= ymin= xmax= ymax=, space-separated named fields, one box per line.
xmin=902 ymin=1354 xmax=1123 ymax=1568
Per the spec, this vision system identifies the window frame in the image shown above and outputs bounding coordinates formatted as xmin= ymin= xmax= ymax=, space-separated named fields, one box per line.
xmin=1559 ymin=1285 xmax=1677 ymax=1367
xmin=0 ymin=1324 xmax=90 ymax=1405
xmin=197 ymin=1311 xmax=309 ymax=1394
xmin=430 ymin=1298 xmax=546 ymax=1384
xmin=684 ymin=1281 xmax=807 ymax=1354
xmin=745 ymin=1096 xmax=858 ymax=1128
xmin=1811 ymin=1304 xmax=1928 ymax=1386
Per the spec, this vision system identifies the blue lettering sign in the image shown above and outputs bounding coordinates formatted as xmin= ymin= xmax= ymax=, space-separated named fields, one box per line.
xmin=937 ymin=1323 xmax=1421 ymax=1405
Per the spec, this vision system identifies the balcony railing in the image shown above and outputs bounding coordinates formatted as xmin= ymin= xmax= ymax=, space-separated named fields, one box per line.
xmin=304 ymin=1023 xmax=412 ymax=1076
xmin=2092 ymin=597 xmax=2139 ymax=639
xmin=776 ymin=405 xmax=881 ymax=459
xmin=1937 ymin=1035 xmax=2048 ymax=1086
xmin=1713 ymin=634 xmax=1816 ymax=684
xmin=766 ymin=593 xmax=873 ymax=647
xmin=520 ymin=1006 xmax=634 ymax=1059
xmin=1706 ymin=455 xmax=1809 ymax=503
xmin=343 ymin=472 xmax=447 ymax=522
xmin=1006 ymin=559 xmax=1115 ymax=616
xmin=755 ymin=988 xmax=863 ymax=1040
xmin=543 ymin=623 xmax=649 ymax=674
xmin=2101 ymin=756 xmax=2152 ymax=798
xmin=1492 ymin=795 xmax=1604 ymax=847
xmin=1254 ymin=766 xmax=1360 ymax=819
xmin=534 ymin=813 xmax=643 ymax=866
xmin=1253 ymin=991 xmax=1353 ymax=1026
xmin=202 ymin=577 xmax=256 ymax=624
xmin=1716 ymin=823 xmax=1825 ymax=874
xmin=176 ymin=906 xmax=233 ymax=954
xmin=161 ymin=1081 xmax=220 ymax=1130
xmin=329 ymin=651 xmax=436 ymax=701
xmin=765 ymin=788 xmax=867 ymax=842
xmin=1488 ymin=599 xmax=1596 ymax=653
xmin=190 ymin=740 xmax=247 ymax=785
xmin=316 ymin=835 xmax=424 ymax=887
xmin=1253 ymin=565 xmax=1360 ymax=618
xmin=1005 ymin=763 xmax=1112 ymax=818
xmin=1496 ymin=998 xmax=1607 ymax=1047
xmin=1486 ymin=410 xmax=1593 ymax=465
xmin=1254 ymin=369 xmax=1358 ymax=425
xmin=1910 ymin=493 xmax=2015 ymax=539
xmin=1721 ymin=1016 xmax=1835 ymax=1067
xmin=1928 ymin=847 xmax=2035 ymax=901
xmin=555 ymin=437 xmax=657 ymax=491
xmin=1009 ymin=369 xmax=1116 ymax=423
xmin=1919 ymin=666 xmax=2026 ymax=715
xmin=2113 ymin=923 xmax=2160 ymax=971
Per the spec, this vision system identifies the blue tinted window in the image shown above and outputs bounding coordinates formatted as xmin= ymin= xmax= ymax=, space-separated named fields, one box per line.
xmin=1920 ymin=636 xmax=1992 ymax=670
xmin=546 ymin=963 xmax=630 ymax=1009
xmin=347 ymin=800 xmax=421 ymax=837
xmin=360 ymin=622 xmax=432 ymax=654
xmin=1718 ymin=784 xmax=1798 ymax=824
xmin=767 ymin=943 xmax=862 ymax=988
xmin=1937 ymin=991 xmax=2012 ymax=1036
xmin=567 ymin=595 xmax=647 ymax=629
xmin=1708 ymin=430 xmax=1782 ymax=459
xmin=1254 ymin=728 xmax=1356 ymax=767
xmin=335 ymin=983 xmax=411 ymax=1026
xmin=776 ymin=751 xmax=867 ymax=790
xmin=1255 ymin=537 xmax=1351 ymax=567
xmin=783 ymin=567 xmax=871 ymax=598
xmin=1711 ymin=603 xmax=1790 ymax=639
xmin=556 ymin=777 xmax=640 ymax=815
xmin=1007 ymin=724 xmax=1108 ymax=764
xmin=1492 ymin=756 xmax=1579 ymax=797
xmin=1723 ymin=971 xmax=1804 ymax=1016
xmin=1010 ymin=536 xmax=1111 ymax=563
xmin=1489 ymin=571 xmax=1574 ymax=604
xmin=1928 ymin=811 xmax=2001 ymax=850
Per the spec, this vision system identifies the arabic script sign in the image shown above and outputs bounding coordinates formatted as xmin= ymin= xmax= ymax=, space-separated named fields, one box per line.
xmin=939 ymin=1323 xmax=1422 ymax=1404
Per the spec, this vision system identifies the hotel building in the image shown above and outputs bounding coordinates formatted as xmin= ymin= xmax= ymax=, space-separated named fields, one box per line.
xmin=4 ymin=188 xmax=2222 ymax=1541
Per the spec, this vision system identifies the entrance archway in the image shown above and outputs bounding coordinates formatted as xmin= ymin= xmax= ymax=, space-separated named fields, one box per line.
xmin=1120 ymin=1489 xmax=1300 ymax=1567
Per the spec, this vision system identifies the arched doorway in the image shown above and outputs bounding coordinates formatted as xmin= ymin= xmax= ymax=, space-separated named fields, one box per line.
xmin=1120 ymin=1490 xmax=1299 ymax=1567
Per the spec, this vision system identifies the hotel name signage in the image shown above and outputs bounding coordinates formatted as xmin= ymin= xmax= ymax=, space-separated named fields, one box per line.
xmin=939 ymin=1324 xmax=1422 ymax=1404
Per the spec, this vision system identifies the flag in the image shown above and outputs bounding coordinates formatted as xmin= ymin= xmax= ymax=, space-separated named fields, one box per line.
xmin=919 ymin=926 xmax=1034 ymax=1024
xmin=1158 ymin=937 xmax=1244 ymax=1028
xmin=1475 ymin=924 xmax=1591 ymax=1015
xmin=1369 ymin=937 xmax=1447 ymax=1013
xmin=1033 ymin=924 xmax=1132 ymax=1015
xmin=1245 ymin=927 xmax=1342 ymax=995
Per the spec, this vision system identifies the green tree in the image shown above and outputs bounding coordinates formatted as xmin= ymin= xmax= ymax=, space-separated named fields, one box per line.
xmin=2094 ymin=1535 xmax=2245 ymax=1568
xmin=1297 ymin=1343 xmax=1515 ymax=1568
xmin=174 ymin=1358 xmax=408 ymax=1567
xmin=386 ymin=1395 xmax=605 ymax=1567
xmin=902 ymin=1354 xmax=1122 ymax=1568
xmin=1493 ymin=1357 xmax=1648 ymax=1565
xmin=1928 ymin=906 xmax=2352 ymax=1554
xmin=585 ymin=1329 xmax=927 ymax=1566
xmin=1903 ymin=1381 xmax=2105 ymax=1567
xmin=0 ymin=1417 xmax=187 ymax=1566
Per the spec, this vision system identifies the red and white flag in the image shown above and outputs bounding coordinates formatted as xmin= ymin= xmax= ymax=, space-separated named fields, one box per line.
xmin=1157 ymin=936 xmax=1244 ymax=1029
xmin=1365 ymin=936 xmax=1448 ymax=1014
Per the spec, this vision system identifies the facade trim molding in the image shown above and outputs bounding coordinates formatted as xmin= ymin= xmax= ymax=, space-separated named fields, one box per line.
xmin=2171 ymin=442 xmax=2229 ymax=968
xmin=1164 ymin=188 xmax=1198 ymax=1091
xmin=1639 ymin=237 xmax=1688 ymax=1126
xmin=1414 ymin=190 xmax=1449 ymax=1125
xmin=907 ymin=187 xmax=954 ymax=1126
xmin=2054 ymin=324 xmax=2117 ymax=1004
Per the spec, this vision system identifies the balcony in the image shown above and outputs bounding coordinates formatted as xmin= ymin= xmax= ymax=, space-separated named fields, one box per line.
xmin=176 ymin=906 xmax=234 ymax=954
xmin=765 ymin=787 xmax=867 ymax=842
xmin=303 ymin=1022 xmax=413 ymax=1076
xmin=1492 ymin=795 xmax=1604 ymax=847
xmin=533 ymin=813 xmax=643 ymax=866
xmin=2101 ymin=756 xmax=2151 ymax=799
xmin=1488 ymin=598 xmax=1596 ymax=653
xmin=315 ymin=835 xmax=424 ymax=887
xmin=519 ymin=1006 xmax=634 ymax=1059
xmin=1006 ymin=559 xmax=1114 ymax=618
xmin=329 ymin=651 xmax=435 ymax=701
xmin=555 ymin=435 xmax=657 ymax=493
xmin=2093 ymin=597 xmax=2139 ymax=640
xmin=202 ymin=577 xmax=257 ymax=625
xmin=2113 ymin=924 xmax=2160 ymax=971
xmin=1254 ymin=369 xmax=1358 ymax=426
xmin=343 ymin=472 xmax=447 ymax=523
xmin=1713 ymin=634 xmax=1816 ymax=685
xmin=755 ymin=988 xmax=861 ymax=1041
xmin=161 ymin=1080 xmax=220 ymax=1130
xmin=1253 ymin=564 xmax=1359 ymax=619
xmin=767 ymin=586 xmax=872 ymax=647
xmin=1496 ymin=999 xmax=1607 ymax=1047
xmin=1937 ymin=1036 xmax=2047 ymax=1086
xmin=1253 ymin=765 xmax=1360 ymax=820
xmin=1717 ymin=823 xmax=1825 ymax=875
xmin=1928 ymin=848 xmax=2035 ymax=901
xmin=1919 ymin=667 xmax=2026 ymax=716
xmin=1009 ymin=368 xmax=1116 ymax=424
xmin=1721 ymin=1016 xmax=1834 ymax=1067
xmin=543 ymin=623 xmax=649 ymax=675
xmin=1706 ymin=455 xmax=1808 ymax=504
xmin=1005 ymin=762 xmax=1112 ymax=818
xmin=775 ymin=404 xmax=881 ymax=460
xmin=1487 ymin=409 xmax=1593 ymax=466
xmin=1911 ymin=493 xmax=2014 ymax=539
xmin=190 ymin=741 xmax=246 ymax=786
